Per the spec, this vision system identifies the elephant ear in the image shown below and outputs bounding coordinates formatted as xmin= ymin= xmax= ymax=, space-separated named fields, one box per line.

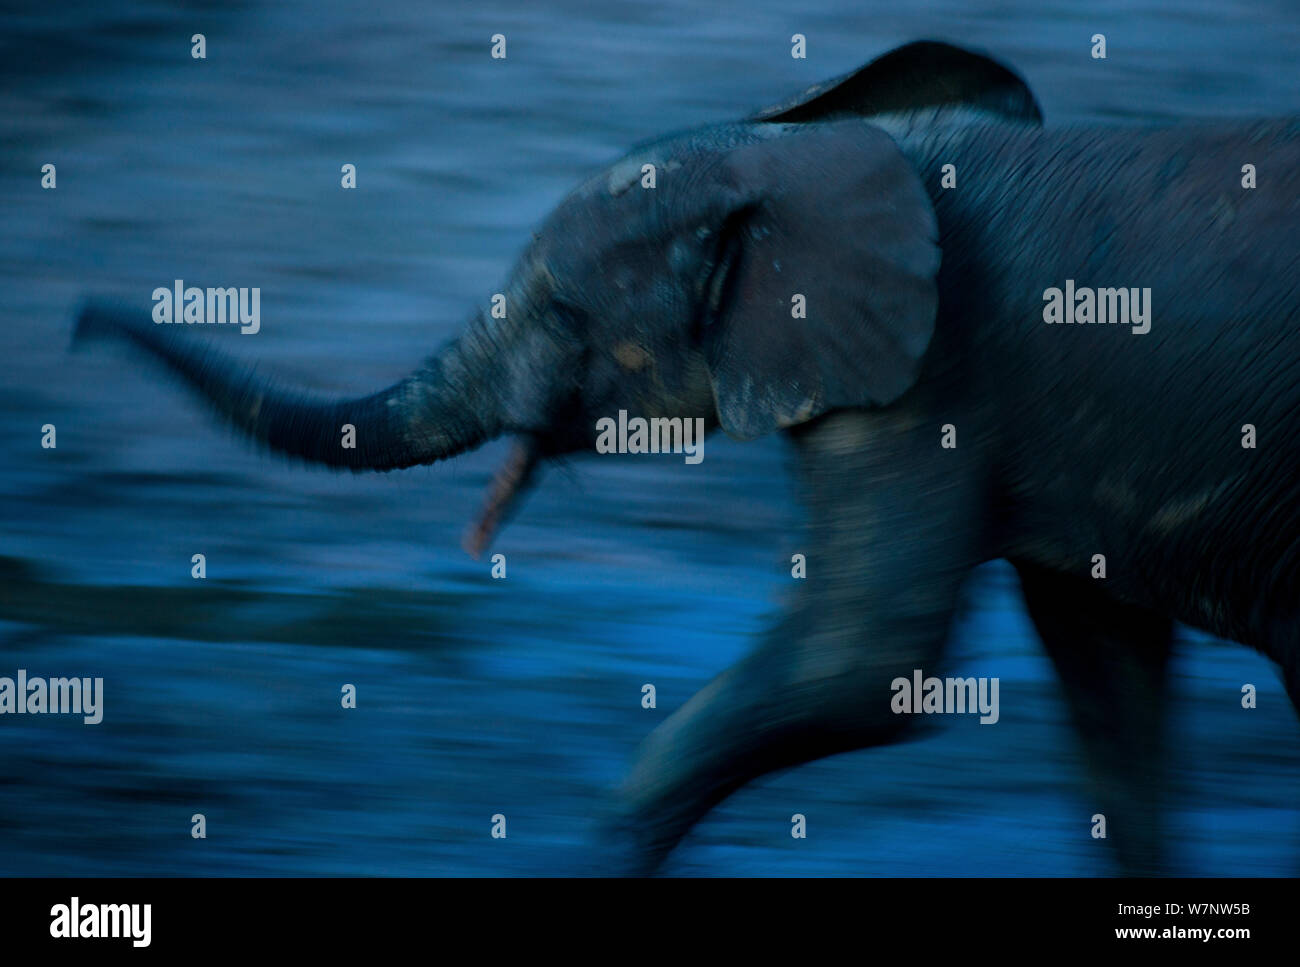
xmin=702 ymin=121 xmax=939 ymax=440
xmin=749 ymin=40 xmax=1043 ymax=125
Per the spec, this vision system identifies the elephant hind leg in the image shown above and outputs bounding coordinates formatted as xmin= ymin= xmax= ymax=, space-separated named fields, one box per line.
xmin=603 ymin=407 xmax=990 ymax=873
xmin=1260 ymin=619 xmax=1300 ymax=720
xmin=1013 ymin=562 xmax=1175 ymax=875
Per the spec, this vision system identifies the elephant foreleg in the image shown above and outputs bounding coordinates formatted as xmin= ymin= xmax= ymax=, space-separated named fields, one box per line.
xmin=604 ymin=407 xmax=988 ymax=873
xmin=1013 ymin=562 xmax=1174 ymax=874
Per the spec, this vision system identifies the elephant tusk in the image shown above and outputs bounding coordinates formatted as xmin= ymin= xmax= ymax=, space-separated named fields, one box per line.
xmin=462 ymin=437 xmax=541 ymax=559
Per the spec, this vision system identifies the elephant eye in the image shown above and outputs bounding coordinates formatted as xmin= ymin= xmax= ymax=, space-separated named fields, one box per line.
xmin=548 ymin=296 xmax=590 ymax=336
xmin=548 ymin=291 xmax=581 ymax=314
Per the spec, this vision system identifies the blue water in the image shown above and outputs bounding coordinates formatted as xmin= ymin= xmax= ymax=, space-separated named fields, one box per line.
xmin=1 ymin=0 xmax=1298 ymax=874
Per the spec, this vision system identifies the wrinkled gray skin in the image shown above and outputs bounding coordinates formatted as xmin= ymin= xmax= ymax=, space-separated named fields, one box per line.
xmin=76 ymin=41 xmax=1300 ymax=874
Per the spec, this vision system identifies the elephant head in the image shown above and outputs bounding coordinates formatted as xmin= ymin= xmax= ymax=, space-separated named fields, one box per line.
xmin=74 ymin=41 xmax=1038 ymax=554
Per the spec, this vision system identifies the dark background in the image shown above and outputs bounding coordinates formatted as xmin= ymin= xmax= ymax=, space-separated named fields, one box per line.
xmin=1 ymin=0 xmax=1298 ymax=874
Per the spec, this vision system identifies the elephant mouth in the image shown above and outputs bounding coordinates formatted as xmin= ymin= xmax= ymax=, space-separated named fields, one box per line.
xmin=462 ymin=436 xmax=542 ymax=558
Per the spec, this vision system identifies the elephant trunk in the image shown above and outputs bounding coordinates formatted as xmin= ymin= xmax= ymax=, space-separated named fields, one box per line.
xmin=72 ymin=300 xmax=503 ymax=471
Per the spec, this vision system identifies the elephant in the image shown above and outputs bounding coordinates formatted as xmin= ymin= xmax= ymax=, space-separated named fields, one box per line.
xmin=74 ymin=40 xmax=1300 ymax=875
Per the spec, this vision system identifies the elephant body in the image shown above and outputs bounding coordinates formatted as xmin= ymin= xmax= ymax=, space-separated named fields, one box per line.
xmin=613 ymin=118 xmax=1300 ymax=873
xmin=74 ymin=42 xmax=1300 ymax=874
xmin=904 ymin=117 xmax=1300 ymax=657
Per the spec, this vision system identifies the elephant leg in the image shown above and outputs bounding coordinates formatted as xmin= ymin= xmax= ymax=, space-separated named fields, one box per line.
xmin=1283 ymin=661 xmax=1300 ymax=721
xmin=1264 ymin=627 xmax=1300 ymax=720
xmin=1013 ymin=562 xmax=1174 ymax=875
xmin=603 ymin=407 xmax=987 ymax=873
